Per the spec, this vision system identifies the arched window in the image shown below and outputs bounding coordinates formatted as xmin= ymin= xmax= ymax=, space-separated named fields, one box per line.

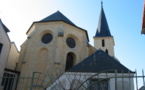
xmin=65 ymin=52 xmax=75 ymax=71
xmin=0 ymin=43 xmax=3 ymax=54
xmin=102 ymin=39 xmax=105 ymax=47
xmin=105 ymin=49 xmax=108 ymax=54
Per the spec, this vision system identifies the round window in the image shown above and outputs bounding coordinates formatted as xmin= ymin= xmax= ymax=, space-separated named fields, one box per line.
xmin=66 ymin=37 xmax=76 ymax=48
xmin=42 ymin=33 xmax=53 ymax=44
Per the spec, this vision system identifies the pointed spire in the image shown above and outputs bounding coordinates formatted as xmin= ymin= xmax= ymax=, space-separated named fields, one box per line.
xmin=101 ymin=0 xmax=103 ymax=7
xmin=95 ymin=2 xmax=112 ymax=37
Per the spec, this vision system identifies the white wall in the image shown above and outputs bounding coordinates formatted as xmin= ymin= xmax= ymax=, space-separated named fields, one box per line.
xmin=0 ymin=21 xmax=11 ymax=77
xmin=6 ymin=42 xmax=19 ymax=70
xmin=47 ymin=72 xmax=134 ymax=90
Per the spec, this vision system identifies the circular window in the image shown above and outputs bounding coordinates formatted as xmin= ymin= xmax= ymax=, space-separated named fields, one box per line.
xmin=42 ymin=33 xmax=53 ymax=44
xmin=66 ymin=37 xmax=76 ymax=48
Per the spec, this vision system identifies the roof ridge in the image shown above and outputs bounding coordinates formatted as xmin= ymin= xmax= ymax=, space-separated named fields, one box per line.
xmin=57 ymin=11 xmax=62 ymax=20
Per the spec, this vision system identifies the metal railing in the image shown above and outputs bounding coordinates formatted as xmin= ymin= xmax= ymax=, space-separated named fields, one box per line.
xmin=0 ymin=73 xmax=33 ymax=90
xmin=47 ymin=70 xmax=145 ymax=90
xmin=0 ymin=69 xmax=145 ymax=90
xmin=75 ymin=70 xmax=145 ymax=90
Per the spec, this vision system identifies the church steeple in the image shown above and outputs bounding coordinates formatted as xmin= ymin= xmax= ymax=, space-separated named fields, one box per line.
xmin=95 ymin=2 xmax=112 ymax=37
xmin=94 ymin=2 xmax=115 ymax=57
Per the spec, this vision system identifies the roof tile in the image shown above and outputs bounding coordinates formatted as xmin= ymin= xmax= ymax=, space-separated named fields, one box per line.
xmin=39 ymin=11 xmax=76 ymax=26
xmin=67 ymin=50 xmax=133 ymax=73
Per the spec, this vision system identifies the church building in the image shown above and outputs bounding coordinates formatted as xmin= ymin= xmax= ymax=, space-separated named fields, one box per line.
xmin=16 ymin=3 xmax=134 ymax=90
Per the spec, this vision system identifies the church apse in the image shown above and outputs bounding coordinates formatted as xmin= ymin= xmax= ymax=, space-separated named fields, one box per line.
xmin=36 ymin=48 xmax=48 ymax=73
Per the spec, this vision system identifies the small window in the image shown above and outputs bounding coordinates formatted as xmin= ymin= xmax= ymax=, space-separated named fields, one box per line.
xmin=102 ymin=39 xmax=105 ymax=47
xmin=0 ymin=43 xmax=3 ymax=54
xmin=90 ymin=79 xmax=108 ymax=90
xmin=105 ymin=49 xmax=108 ymax=54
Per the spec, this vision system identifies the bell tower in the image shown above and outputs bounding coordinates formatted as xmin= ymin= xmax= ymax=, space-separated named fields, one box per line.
xmin=94 ymin=2 xmax=115 ymax=56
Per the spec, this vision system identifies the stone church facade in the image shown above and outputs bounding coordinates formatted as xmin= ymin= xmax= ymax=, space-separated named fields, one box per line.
xmin=16 ymin=4 xmax=134 ymax=90
xmin=17 ymin=11 xmax=95 ymax=76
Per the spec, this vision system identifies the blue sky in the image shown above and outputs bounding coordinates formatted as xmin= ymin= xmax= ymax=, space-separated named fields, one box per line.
xmin=0 ymin=0 xmax=144 ymax=86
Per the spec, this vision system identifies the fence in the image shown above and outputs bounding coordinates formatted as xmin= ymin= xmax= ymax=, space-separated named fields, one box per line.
xmin=75 ymin=70 xmax=145 ymax=90
xmin=0 ymin=72 xmax=52 ymax=90
xmin=0 ymin=70 xmax=144 ymax=90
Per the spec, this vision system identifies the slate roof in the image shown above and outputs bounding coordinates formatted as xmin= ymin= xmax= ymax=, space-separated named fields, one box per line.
xmin=0 ymin=19 xmax=10 ymax=32
xmin=95 ymin=6 xmax=112 ymax=37
xmin=26 ymin=11 xmax=89 ymax=41
xmin=67 ymin=50 xmax=133 ymax=73
xmin=39 ymin=11 xmax=76 ymax=26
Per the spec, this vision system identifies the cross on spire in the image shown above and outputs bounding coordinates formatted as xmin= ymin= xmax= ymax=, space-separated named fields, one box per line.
xmin=101 ymin=0 xmax=103 ymax=7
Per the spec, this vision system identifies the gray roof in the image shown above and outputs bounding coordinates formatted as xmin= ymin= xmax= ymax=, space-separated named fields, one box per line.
xmin=95 ymin=6 xmax=112 ymax=37
xmin=67 ymin=50 xmax=133 ymax=73
xmin=139 ymin=86 xmax=145 ymax=90
xmin=26 ymin=11 xmax=90 ymax=42
xmin=0 ymin=19 xmax=10 ymax=32
xmin=39 ymin=11 xmax=76 ymax=26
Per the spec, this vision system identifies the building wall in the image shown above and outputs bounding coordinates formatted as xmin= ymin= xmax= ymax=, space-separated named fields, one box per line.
xmin=94 ymin=37 xmax=115 ymax=56
xmin=6 ymin=42 xmax=19 ymax=70
xmin=18 ymin=21 xmax=89 ymax=78
xmin=87 ymin=44 xmax=96 ymax=56
xmin=0 ymin=22 xmax=11 ymax=77
xmin=16 ymin=40 xmax=27 ymax=72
